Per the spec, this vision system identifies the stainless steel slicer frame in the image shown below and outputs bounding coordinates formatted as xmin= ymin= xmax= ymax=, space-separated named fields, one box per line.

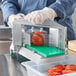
xmin=12 ymin=19 xmax=67 ymax=64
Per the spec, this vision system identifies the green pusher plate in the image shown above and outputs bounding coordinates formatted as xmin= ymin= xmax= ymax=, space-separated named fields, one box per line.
xmin=23 ymin=44 xmax=65 ymax=57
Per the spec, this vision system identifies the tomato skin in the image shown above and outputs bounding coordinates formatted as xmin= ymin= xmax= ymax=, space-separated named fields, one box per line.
xmin=31 ymin=32 xmax=44 ymax=46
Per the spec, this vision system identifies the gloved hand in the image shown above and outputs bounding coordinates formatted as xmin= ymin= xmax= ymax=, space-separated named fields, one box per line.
xmin=7 ymin=13 xmax=25 ymax=27
xmin=24 ymin=7 xmax=57 ymax=24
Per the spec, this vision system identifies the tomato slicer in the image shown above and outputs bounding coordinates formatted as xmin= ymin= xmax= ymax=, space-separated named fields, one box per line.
xmin=11 ymin=19 xmax=67 ymax=64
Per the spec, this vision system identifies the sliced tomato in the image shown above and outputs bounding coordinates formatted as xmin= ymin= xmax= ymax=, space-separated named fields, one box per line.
xmin=48 ymin=70 xmax=62 ymax=76
xmin=48 ymin=67 xmax=62 ymax=76
xmin=54 ymin=64 xmax=64 ymax=70
xmin=62 ymin=69 xmax=76 ymax=74
xmin=48 ymin=64 xmax=76 ymax=76
xmin=63 ymin=65 xmax=67 ymax=68
xmin=48 ymin=67 xmax=62 ymax=72
xmin=65 ymin=65 xmax=76 ymax=71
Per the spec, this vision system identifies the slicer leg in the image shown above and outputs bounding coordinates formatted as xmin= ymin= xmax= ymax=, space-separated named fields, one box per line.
xmin=10 ymin=43 xmax=30 ymax=63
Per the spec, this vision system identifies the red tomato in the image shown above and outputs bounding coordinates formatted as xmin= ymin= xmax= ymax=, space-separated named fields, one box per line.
xmin=48 ymin=69 xmax=62 ymax=76
xmin=48 ymin=67 xmax=61 ymax=72
xmin=48 ymin=66 xmax=62 ymax=76
xmin=48 ymin=64 xmax=64 ymax=72
xmin=63 ymin=65 xmax=67 ymax=68
xmin=65 ymin=65 xmax=76 ymax=71
xmin=55 ymin=64 xmax=64 ymax=70
xmin=62 ymin=70 xmax=76 ymax=74
xmin=48 ymin=64 xmax=76 ymax=76
xmin=31 ymin=32 xmax=44 ymax=46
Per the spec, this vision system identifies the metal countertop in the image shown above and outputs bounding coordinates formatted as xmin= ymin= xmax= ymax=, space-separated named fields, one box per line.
xmin=0 ymin=54 xmax=27 ymax=76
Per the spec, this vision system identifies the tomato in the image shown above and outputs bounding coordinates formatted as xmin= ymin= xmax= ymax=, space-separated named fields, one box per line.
xmin=48 ymin=64 xmax=76 ymax=76
xmin=48 ymin=71 xmax=62 ymax=75
xmin=48 ymin=66 xmax=63 ymax=76
xmin=49 ymin=67 xmax=62 ymax=72
xmin=62 ymin=70 xmax=76 ymax=74
xmin=63 ymin=65 xmax=67 ymax=68
xmin=48 ymin=64 xmax=64 ymax=72
xmin=55 ymin=64 xmax=64 ymax=70
xmin=31 ymin=32 xmax=44 ymax=46
xmin=48 ymin=69 xmax=62 ymax=76
xmin=65 ymin=65 xmax=76 ymax=71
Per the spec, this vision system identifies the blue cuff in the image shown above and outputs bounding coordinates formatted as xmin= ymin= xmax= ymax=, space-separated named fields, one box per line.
xmin=1 ymin=1 xmax=18 ymax=25
xmin=3 ymin=11 xmax=17 ymax=26
xmin=49 ymin=2 xmax=66 ymax=20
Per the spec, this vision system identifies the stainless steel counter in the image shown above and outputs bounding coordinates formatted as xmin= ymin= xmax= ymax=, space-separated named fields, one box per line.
xmin=0 ymin=54 xmax=27 ymax=76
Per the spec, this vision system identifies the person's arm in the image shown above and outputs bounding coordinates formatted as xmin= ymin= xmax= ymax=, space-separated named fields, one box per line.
xmin=1 ymin=0 xmax=19 ymax=26
xmin=50 ymin=0 xmax=76 ymax=20
xmin=24 ymin=0 xmax=76 ymax=24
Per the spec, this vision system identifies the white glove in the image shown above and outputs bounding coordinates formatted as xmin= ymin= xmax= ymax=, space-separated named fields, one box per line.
xmin=7 ymin=13 xmax=25 ymax=28
xmin=24 ymin=7 xmax=57 ymax=24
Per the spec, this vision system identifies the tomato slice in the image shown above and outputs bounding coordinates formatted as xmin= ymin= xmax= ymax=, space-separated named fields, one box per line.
xmin=65 ymin=65 xmax=76 ymax=71
xmin=48 ymin=70 xmax=62 ymax=76
xmin=48 ymin=64 xmax=76 ymax=76
xmin=63 ymin=65 xmax=67 ymax=68
xmin=48 ymin=67 xmax=61 ymax=72
xmin=55 ymin=64 xmax=64 ymax=70
xmin=48 ymin=67 xmax=62 ymax=76
xmin=62 ymin=69 xmax=76 ymax=74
